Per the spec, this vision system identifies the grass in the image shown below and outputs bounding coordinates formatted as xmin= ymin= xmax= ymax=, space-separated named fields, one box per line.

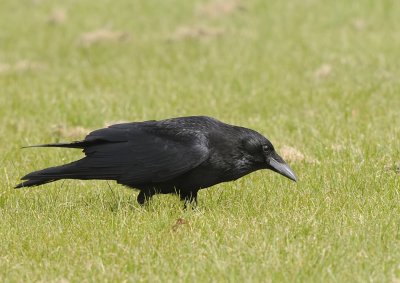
xmin=1 ymin=0 xmax=400 ymax=282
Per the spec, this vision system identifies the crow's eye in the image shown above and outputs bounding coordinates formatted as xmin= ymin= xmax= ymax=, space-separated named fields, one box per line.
xmin=262 ymin=145 xmax=271 ymax=153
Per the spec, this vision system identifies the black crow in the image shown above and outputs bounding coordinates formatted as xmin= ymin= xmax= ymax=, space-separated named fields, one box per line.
xmin=16 ymin=116 xmax=297 ymax=206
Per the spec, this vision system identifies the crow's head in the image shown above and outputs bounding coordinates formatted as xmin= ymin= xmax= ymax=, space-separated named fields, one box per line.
xmin=241 ymin=130 xmax=297 ymax=182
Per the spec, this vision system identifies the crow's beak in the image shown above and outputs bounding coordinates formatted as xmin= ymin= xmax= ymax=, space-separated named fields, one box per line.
xmin=269 ymin=156 xmax=297 ymax=182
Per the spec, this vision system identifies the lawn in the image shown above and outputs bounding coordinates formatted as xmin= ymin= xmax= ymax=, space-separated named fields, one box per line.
xmin=1 ymin=0 xmax=399 ymax=282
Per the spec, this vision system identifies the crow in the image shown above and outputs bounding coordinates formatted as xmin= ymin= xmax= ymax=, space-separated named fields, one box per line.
xmin=16 ymin=116 xmax=297 ymax=206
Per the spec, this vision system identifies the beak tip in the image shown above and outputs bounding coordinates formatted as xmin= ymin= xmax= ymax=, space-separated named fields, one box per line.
xmin=268 ymin=157 xmax=298 ymax=183
xmin=285 ymin=171 xmax=297 ymax=182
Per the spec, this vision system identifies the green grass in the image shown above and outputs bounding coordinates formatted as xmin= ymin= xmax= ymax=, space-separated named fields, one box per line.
xmin=1 ymin=0 xmax=400 ymax=282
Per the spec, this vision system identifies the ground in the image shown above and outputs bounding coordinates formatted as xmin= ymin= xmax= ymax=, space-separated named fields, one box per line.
xmin=0 ymin=0 xmax=399 ymax=282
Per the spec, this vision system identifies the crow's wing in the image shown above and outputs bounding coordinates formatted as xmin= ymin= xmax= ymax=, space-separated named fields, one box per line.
xmin=80 ymin=123 xmax=210 ymax=184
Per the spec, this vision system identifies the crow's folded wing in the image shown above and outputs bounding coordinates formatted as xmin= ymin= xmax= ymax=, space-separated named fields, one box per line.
xmin=80 ymin=125 xmax=209 ymax=184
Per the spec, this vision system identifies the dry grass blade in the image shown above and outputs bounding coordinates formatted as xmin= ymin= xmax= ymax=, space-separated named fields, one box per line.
xmin=171 ymin=218 xmax=188 ymax=232
xmin=48 ymin=8 xmax=67 ymax=25
xmin=169 ymin=25 xmax=225 ymax=41
xmin=52 ymin=125 xmax=90 ymax=139
xmin=197 ymin=0 xmax=245 ymax=18
xmin=352 ymin=18 xmax=367 ymax=30
xmin=280 ymin=145 xmax=320 ymax=164
xmin=384 ymin=163 xmax=400 ymax=174
xmin=314 ymin=64 xmax=332 ymax=79
xmin=0 ymin=61 xmax=45 ymax=74
xmin=79 ymin=29 xmax=130 ymax=47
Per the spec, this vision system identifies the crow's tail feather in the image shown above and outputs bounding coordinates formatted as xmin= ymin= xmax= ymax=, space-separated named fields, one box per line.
xmin=22 ymin=138 xmax=119 ymax=150
xmin=22 ymin=141 xmax=88 ymax=149
xmin=15 ymin=178 xmax=57 ymax=188
xmin=15 ymin=161 xmax=84 ymax=189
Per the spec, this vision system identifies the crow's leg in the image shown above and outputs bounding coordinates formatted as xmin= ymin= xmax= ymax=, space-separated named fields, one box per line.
xmin=137 ymin=189 xmax=157 ymax=205
xmin=180 ymin=190 xmax=198 ymax=209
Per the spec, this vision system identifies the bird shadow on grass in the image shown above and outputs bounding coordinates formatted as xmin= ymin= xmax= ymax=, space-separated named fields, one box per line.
xmin=97 ymin=182 xmax=192 ymax=214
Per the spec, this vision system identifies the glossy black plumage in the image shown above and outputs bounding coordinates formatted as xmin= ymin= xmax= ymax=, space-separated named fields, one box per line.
xmin=16 ymin=116 xmax=297 ymax=205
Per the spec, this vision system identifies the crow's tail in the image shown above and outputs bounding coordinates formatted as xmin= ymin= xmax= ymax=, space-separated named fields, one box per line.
xmin=15 ymin=161 xmax=84 ymax=189
xmin=15 ymin=178 xmax=56 ymax=188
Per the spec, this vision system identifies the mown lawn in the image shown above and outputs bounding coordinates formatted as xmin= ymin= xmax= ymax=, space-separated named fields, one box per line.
xmin=1 ymin=0 xmax=399 ymax=282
